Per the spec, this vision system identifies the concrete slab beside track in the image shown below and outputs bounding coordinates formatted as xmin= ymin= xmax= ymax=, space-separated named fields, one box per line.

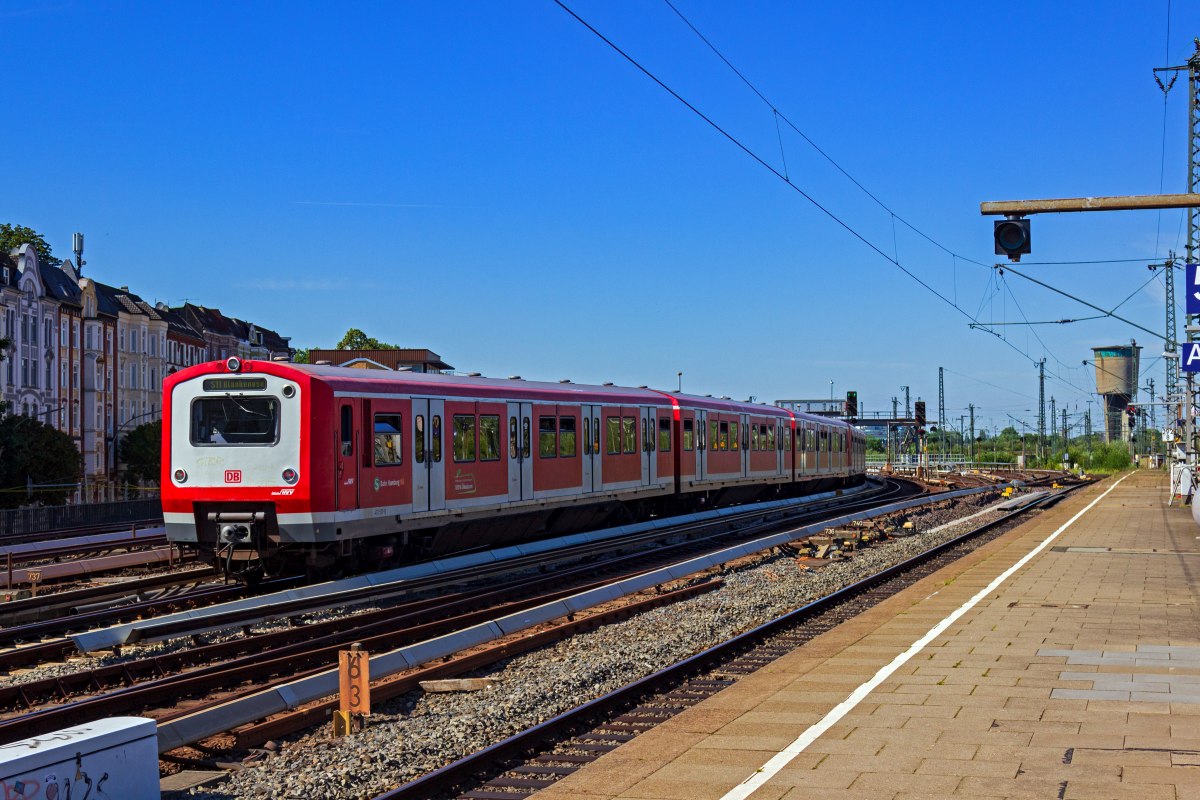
xmin=532 ymin=470 xmax=1199 ymax=800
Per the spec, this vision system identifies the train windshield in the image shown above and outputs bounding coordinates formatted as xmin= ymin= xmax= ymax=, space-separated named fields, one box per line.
xmin=191 ymin=396 xmax=280 ymax=445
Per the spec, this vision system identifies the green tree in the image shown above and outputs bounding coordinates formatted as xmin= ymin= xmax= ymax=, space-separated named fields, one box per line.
xmin=291 ymin=347 xmax=310 ymax=364
xmin=119 ymin=420 xmax=162 ymax=486
xmin=0 ymin=223 xmax=61 ymax=268
xmin=336 ymin=328 xmax=400 ymax=350
xmin=0 ymin=414 xmax=82 ymax=508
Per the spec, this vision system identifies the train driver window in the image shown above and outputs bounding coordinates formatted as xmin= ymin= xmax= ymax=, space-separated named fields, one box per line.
xmin=682 ymin=419 xmax=694 ymax=451
xmin=658 ymin=418 xmax=671 ymax=452
xmin=622 ymin=417 xmax=637 ymax=454
xmin=373 ymin=414 xmax=403 ymax=466
xmin=340 ymin=405 xmax=353 ymax=457
xmin=415 ymin=415 xmax=425 ymax=463
xmin=606 ymin=417 xmax=620 ymax=454
xmin=509 ymin=416 xmax=518 ymax=459
xmin=479 ymin=415 xmax=500 ymax=461
xmin=432 ymin=415 xmax=442 ymax=462
xmin=453 ymin=415 xmax=476 ymax=462
xmin=539 ymin=416 xmax=557 ymax=458
xmin=559 ymin=416 xmax=576 ymax=457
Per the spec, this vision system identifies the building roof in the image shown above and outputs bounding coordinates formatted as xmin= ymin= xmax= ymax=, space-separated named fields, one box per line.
xmin=307 ymin=348 xmax=454 ymax=371
xmin=155 ymin=304 xmax=206 ymax=343
xmin=177 ymin=303 xmax=239 ymax=338
xmin=0 ymin=252 xmax=17 ymax=289
xmin=38 ymin=263 xmax=82 ymax=307
xmin=90 ymin=282 xmax=128 ymax=319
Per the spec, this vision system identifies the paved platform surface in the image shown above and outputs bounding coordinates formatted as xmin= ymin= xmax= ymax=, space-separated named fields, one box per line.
xmin=537 ymin=471 xmax=1200 ymax=799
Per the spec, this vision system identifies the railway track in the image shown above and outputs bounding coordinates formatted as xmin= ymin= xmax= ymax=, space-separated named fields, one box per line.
xmin=0 ymin=480 xmax=923 ymax=745
xmin=368 ymin=480 xmax=1087 ymax=800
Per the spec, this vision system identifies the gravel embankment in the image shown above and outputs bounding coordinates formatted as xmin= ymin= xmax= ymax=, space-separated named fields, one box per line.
xmin=183 ymin=492 xmax=1014 ymax=800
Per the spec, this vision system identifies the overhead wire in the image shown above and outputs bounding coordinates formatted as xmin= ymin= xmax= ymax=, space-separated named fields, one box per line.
xmin=559 ymin=0 xmax=1172 ymax=372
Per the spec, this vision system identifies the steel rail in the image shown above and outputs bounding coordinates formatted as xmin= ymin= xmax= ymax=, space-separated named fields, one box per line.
xmin=371 ymin=480 xmax=1091 ymax=800
xmin=87 ymin=480 xmax=910 ymax=650
xmin=0 ymin=482 xmax=914 ymax=729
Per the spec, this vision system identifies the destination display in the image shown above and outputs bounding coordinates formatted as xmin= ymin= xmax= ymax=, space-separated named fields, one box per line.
xmin=203 ymin=377 xmax=269 ymax=391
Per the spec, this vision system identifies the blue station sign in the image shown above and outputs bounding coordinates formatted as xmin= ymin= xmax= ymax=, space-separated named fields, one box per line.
xmin=1182 ymin=341 xmax=1200 ymax=373
xmin=1188 ymin=263 xmax=1200 ymax=316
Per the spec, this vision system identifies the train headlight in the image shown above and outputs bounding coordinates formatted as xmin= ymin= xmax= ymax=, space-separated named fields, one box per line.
xmin=282 ymin=468 xmax=298 ymax=484
xmin=226 ymin=356 xmax=242 ymax=372
xmin=173 ymin=468 xmax=188 ymax=484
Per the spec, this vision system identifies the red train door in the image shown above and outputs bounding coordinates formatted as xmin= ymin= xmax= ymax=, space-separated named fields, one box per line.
xmin=507 ymin=401 xmax=533 ymax=501
xmin=337 ymin=401 xmax=358 ymax=511
xmin=412 ymin=398 xmax=446 ymax=512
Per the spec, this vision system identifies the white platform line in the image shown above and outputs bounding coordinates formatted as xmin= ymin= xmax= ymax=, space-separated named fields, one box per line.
xmin=719 ymin=474 xmax=1129 ymax=800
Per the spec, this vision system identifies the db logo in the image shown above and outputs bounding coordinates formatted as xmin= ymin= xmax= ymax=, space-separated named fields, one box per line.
xmin=224 ymin=470 xmax=243 ymax=484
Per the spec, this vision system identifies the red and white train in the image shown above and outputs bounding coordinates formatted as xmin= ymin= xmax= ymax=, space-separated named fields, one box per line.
xmin=162 ymin=358 xmax=865 ymax=578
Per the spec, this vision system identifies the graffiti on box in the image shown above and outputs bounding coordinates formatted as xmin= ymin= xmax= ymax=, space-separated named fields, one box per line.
xmin=2 ymin=751 xmax=112 ymax=799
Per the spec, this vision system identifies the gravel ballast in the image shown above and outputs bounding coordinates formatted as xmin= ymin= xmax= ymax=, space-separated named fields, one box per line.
xmin=181 ymin=490 xmax=1023 ymax=799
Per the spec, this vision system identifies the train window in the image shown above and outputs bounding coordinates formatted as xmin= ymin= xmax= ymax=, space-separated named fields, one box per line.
xmin=718 ymin=421 xmax=728 ymax=451
xmin=593 ymin=417 xmax=600 ymax=455
xmin=373 ymin=414 xmax=403 ymax=466
xmin=606 ymin=417 xmax=620 ymax=454
xmin=432 ymin=415 xmax=443 ymax=462
xmin=731 ymin=421 xmax=741 ymax=451
xmin=784 ymin=427 xmax=791 ymax=450
xmin=521 ymin=417 xmax=531 ymax=458
xmin=415 ymin=415 xmax=425 ymax=463
xmin=658 ymin=418 xmax=671 ymax=452
xmin=768 ymin=425 xmax=776 ymax=451
xmin=751 ymin=425 xmax=760 ymax=451
xmin=509 ymin=416 xmax=518 ymax=459
xmin=559 ymin=416 xmax=577 ymax=458
xmin=453 ymin=415 xmax=476 ymax=462
xmin=711 ymin=421 xmax=721 ymax=450
xmin=682 ymin=419 xmax=694 ymax=451
xmin=340 ymin=405 xmax=353 ymax=456
xmin=583 ymin=417 xmax=591 ymax=455
xmin=622 ymin=417 xmax=637 ymax=454
xmin=479 ymin=415 xmax=501 ymax=461
xmin=191 ymin=396 xmax=280 ymax=446
xmin=539 ymin=416 xmax=557 ymax=458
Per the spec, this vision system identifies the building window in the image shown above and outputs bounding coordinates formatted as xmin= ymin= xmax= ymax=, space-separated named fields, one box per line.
xmin=61 ymin=320 xmax=68 ymax=347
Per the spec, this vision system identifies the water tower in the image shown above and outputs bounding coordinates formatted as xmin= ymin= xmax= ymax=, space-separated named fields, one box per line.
xmin=1091 ymin=343 xmax=1141 ymax=442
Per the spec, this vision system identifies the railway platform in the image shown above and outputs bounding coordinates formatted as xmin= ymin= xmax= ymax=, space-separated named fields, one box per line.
xmin=536 ymin=470 xmax=1199 ymax=800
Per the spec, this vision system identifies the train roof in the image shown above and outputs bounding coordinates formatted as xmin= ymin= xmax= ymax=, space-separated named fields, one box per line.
xmin=170 ymin=360 xmax=851 ymax=428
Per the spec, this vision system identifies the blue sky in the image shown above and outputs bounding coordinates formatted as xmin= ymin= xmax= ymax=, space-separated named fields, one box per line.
xmin=5 ymin=0 xmax=1199 ymax=433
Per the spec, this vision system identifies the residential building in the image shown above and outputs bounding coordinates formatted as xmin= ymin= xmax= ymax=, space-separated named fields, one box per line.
xmin=2 ymin=246 xmax=60 ymax=421
xmin=103 ymin=285 xmax=166 ymax=436
xmin=39 ymin=259 xmax=83 ymax=444
xmin=0 ymin=252 xmax=18 ymax=405
xmin=306 ymin=348 xmax=453 ymax=373
xmin=155 ymin=304 xmax=208 ymax=374
xmin=75 ymin=275 xmax=119 ymax=490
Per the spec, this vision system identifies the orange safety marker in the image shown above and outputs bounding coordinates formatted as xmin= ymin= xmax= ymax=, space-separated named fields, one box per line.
xmin=333 ymin=642 xmax=370 ymax=737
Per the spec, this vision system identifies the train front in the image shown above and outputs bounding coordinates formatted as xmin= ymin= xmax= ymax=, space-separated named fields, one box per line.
xmin=161 ymin=357 xmax=310 ymax=579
